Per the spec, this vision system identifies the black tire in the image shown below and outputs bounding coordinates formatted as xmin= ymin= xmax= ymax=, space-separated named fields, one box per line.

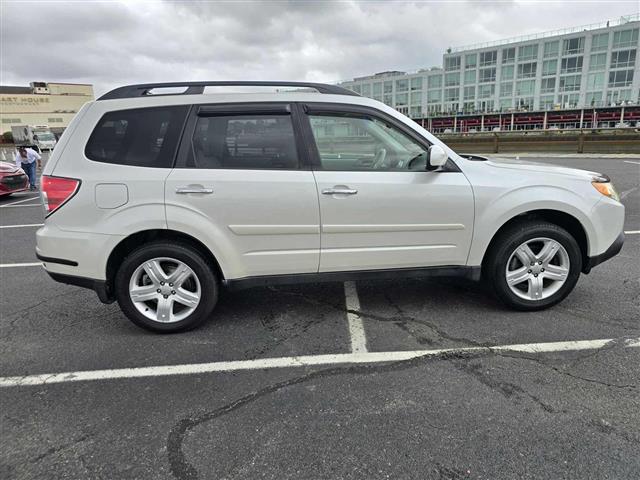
xmin=114 ymin=241 xmax=218 ymax=333
xmin=485 ymin=221 xmax=582 ymax=311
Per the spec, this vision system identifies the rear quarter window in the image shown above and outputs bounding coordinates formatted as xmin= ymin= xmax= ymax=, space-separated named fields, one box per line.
xmin=85 ymin=106 xmax=189 ymax=167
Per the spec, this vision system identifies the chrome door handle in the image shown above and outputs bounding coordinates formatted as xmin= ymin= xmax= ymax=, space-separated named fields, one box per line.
xmin=322 ymin=188 xmax=358 ymax=195
xmin=175 ymin=187 xmax=214 ymax=194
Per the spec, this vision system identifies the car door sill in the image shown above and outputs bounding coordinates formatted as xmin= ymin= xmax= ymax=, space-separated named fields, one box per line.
xmin=223 ymin=266 xmax=481 ymax=291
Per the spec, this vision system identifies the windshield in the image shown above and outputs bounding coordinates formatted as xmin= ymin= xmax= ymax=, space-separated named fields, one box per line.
xmin=35 ymin=132 xmax=55 ymax=141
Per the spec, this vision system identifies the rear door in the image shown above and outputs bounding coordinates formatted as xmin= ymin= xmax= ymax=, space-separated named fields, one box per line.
xmin=301 ymin=103 xmax=474 ymax=273
xmin=165 ymin=103 xmax=320 ymax=280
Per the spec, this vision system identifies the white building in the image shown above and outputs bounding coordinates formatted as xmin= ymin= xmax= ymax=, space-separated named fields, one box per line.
xmin=339 ymin=14 xmax=639 ymax=119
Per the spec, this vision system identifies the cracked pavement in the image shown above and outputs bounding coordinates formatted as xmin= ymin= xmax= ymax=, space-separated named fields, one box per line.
xmin=1 ymin=156 xmax=639 ymax=479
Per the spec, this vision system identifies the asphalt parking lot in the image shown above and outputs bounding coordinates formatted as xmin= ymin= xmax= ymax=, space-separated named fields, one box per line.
xmin=1 ymin=155 xmax=639 ymax=480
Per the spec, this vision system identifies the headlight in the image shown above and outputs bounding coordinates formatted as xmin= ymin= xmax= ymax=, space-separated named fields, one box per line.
xmin=591 ymin=175 xmax=620 ymax=202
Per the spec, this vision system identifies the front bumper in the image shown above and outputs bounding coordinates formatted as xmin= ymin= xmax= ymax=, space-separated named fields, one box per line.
xmin=584 ymin=232 xmax=624 ymax=273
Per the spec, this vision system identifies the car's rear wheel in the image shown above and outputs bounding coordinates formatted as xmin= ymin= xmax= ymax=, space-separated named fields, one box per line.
xmin=486 ymin=221 xmax=582 ymax=310
xmin=115 ymin=242 xmax=218 ymax=332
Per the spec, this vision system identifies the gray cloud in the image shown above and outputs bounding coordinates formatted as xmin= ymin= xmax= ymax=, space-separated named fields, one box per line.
xmin=1 ymin=0 xmax=636 ymax=96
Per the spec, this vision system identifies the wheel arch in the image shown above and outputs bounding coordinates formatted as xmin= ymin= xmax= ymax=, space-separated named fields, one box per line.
xmin=480 ymin=209 xmax=590 ymax=274
xmin=105 ymin=229 xmax=225 ymax=300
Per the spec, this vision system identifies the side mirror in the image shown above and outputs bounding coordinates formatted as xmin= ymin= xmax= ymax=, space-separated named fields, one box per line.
xmin=427 ymin=144 xmax=448 ymax=170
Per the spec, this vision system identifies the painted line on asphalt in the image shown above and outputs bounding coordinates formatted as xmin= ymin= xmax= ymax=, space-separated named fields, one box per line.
xmin=344 ymin=281 xmax=368 ymax=353
xmin=1 ymin=337 xmax=638 ymax=388
xmin=0 ymin=203 xmax=41 ymax=208
xmin=0 ymin=262 xmax=42 ymax=268
xmin=625 ymin=230 xmax=640 ymax=235
xmin=0 ymin=223 xmax=44 ymax=229
xmin=0 ymin=195 xmax=40 ymax=207
xmin=623 ymin=160 xmax=640 ymax=165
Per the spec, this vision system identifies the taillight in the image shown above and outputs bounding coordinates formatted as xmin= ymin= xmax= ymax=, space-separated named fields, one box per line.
xmin=41 ymin=175 xmax=80 ymax=216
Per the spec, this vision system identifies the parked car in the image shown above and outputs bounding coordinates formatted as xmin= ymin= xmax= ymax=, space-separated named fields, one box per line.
xmin=37 ymin=81 xmax=625 ymax=332
xmin=0 ymin=161 xmax=29 ymax=197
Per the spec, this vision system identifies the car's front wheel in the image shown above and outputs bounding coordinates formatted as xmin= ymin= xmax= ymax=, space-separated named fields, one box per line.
xmin=115 ymin=242 xmax=218 ymax=332
xmin=486 ymin=221 xmax=582 ymax=310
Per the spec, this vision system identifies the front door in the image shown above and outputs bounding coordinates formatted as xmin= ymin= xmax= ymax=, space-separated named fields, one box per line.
xmin=165 ymin=103 xmax=320 ymax=280
xmin=302 ymin=105 xmax=474 ymax=273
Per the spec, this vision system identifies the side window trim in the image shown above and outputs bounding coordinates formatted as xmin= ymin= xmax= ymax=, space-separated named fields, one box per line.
xmin=174 ymin=102 xmax=311 ymax=171
xmin=300 ymin=102 xmax=434 ymax=172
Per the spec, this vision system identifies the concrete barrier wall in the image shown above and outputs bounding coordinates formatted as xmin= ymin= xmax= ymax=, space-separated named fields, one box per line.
xmin=440 ymin=130 xmax=640 ymax=154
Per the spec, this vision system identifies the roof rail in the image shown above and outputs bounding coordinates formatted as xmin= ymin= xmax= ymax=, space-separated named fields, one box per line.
xmin=97 ymin=81 xmax=359 ymax=100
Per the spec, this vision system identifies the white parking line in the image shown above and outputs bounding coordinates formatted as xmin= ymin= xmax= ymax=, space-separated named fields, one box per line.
xmin=625 ymin=230 xmax=640 ymax=235
xmin=623 ymin=160 xmax=640 ymax=165
xmin=0 ymin=203 xmax=41 ymax=208
xmin=344 ymin=281 xmax=368 ymax=353
xmin=0 ymin=223 xmax=43 ymax=229
xmin=0 ymin=195 xmax=40 ymax=207
xmin=1 ymin=337 xmax=638 ymax=388
xmin=0 ymin=262 xmax=42 ymax=268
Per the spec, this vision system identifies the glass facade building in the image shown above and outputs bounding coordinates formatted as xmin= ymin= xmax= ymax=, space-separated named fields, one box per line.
xmin=339 ymin=15 xmax=639 ymax=119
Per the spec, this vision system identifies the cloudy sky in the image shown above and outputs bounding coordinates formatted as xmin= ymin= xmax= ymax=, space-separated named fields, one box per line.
xmin=1 ymin=0 xmax=637 ymax=96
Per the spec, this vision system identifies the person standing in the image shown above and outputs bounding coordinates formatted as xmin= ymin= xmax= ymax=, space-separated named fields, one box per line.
xmin=15 ymin=146 xmax=41 ymax=191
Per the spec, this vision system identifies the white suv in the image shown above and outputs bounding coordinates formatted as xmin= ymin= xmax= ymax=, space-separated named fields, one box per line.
xmin=37 ymin=82 xmax=625 ymax=332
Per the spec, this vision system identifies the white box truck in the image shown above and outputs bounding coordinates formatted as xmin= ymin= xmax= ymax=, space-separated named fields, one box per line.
xmin=11 ymin=125 xmax=57 ymax=151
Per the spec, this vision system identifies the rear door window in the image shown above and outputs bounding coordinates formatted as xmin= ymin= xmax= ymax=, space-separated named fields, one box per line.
xmin=183 ymin=114 xmax=299 ymax=169
xmin=85 ymin=106 xmax=189 ymax=167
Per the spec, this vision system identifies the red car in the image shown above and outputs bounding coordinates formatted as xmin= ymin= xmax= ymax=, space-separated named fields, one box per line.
xmin=0 ymin=161 xmax=29 ymax=197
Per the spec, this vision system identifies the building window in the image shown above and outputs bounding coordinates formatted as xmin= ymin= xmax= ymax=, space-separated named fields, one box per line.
xmin=500 ymin=82 xmax=513 ymax=97
xmin=410 ymin=92 xmax=422 ymax=105
xmin=540 ymin=77 xmax=555 ymax=93
xmin=445 ymin=72 xmax=460 ymax=87
xmin=477 ymin=99 xmax=494 ymax=112
xmin=444 ymin=56 xmax=461 ymax=71
xmin=384 ymin=81 xmax=393 ymax=93
xmin=351 ymin=85 xmax=361 ymax=94
xmin=361 ymin=84 xmax=371 ymax=97
xmin=479 ymin=67 xmax=496 ymax=83
xmin=47 ymin=117 xmax=64 ymax=123
xmin=478 ymin=84 xmax=495 ymax=98
xmin=585 ymin=92 xmax=602 ymax=107
xmin=539 ymin=96 xmax=555 ymax=110
xmin=559 ymin=93 xmax=579 ymax=108
xmin=542 ymin=59 xmax=557 ymax=76
xmin=373 ymin=83 xmax=382 ymax=95
xmin=562 ymin=37 xmax=585 ymax=55
xmin=396 ymin=79 xmax=408 ymax=92
xmin=610 ymin=49 xmax=636 ymax=69
xmin=501 ymin=65 xmax=515 ymax=81
xmin=427 ymin=89 xmax=442 ymax=103
xmin=427 ymin=104 xmax=442 ymax=115
xmin=612 ymin=28 xmax=639 ymax=49
xmin=559 ymin=75 xmax=581 ymax=92
xmin=383 ymin=94 xmax=393 ymax=106
xmin=499 ymin=98 xmax=513 ymax=111
xmin=463 ymin=101 xmax=475 ymax=113
xmin=543 ymin=40 xmax=559 ymax=58
xmin=444 ymin=88 xmax=460 ymax=101
xmin=608 ymin=69 xmax=634 ymax=88
xmin=428 ymin=75 xmax=442 ymax=89
xmin=464 ymin=70 xmax=476 ymax=85
xmin=1 ymin=118 xmax=22 ymax=124
xmin=591 ymin=33 xmax=609 ymax=52
xmin=479 ymin=50 xmax=497 ymax=66
xmin=517 ymin=62 xmax=537 ymax=78
xmin=518 ymin=44 xmax=538 ymax=61
xmin=606 ymin=89 xmax=632 ymax=105
xmin=465 ymin=53 xmax=477 ymax=69
xmin=410 ymin=106 xmax=422 ymax=118
xmin=410 ymin=77 xmax=423 ymax=91
xmin=586 ymin=72 xmax=604 ymax=90
xmin=463 ymin=86 xmax=475 ymax=100
xmin=516 ymin=97 xmax=534 ymax=110
xmin=395 ymin=93 xmax=408 ymax=106
xmin=516 ymin=80 xmax=535 ymax=96
xmin=589 ymin=53 xmax=607 ymax=71
xmin=560 ymin=56 xmax=583 ymax=74
xmin=502 ymin=47 xmax=516 ymax=64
